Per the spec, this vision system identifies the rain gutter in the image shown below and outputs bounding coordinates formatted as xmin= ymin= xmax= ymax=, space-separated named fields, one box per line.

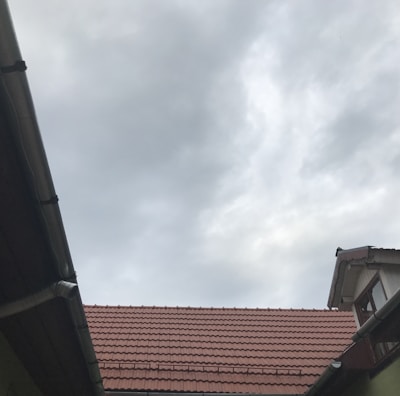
xmin=0 ymin=281 xmax=78 ymax=319
xmin=352 ymin=286 xmax=400 ymax=342
xmin=0 ymin=0 xmax=73 ymax=281
xmin=0 ymin=1 xmax=104 ymax=395
xmin=303 ymin=361 xmax=341 ymax=396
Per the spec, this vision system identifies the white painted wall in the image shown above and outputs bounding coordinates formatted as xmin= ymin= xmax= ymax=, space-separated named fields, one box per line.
xmin=350 ymin=265 xmax=400 ymax=328
xmin=380 ymin=266 xmax=400 ymax=298
xmin=354 ymin=268 xmax=378 ymax=300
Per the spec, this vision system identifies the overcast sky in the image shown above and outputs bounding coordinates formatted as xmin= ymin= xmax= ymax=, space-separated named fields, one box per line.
xmin=9 ymin=0 xmax=400 ymax=308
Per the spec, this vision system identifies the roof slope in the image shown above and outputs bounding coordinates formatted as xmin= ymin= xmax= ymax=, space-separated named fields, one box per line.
xmin=85 ymin=305 xmax=356 ymax=395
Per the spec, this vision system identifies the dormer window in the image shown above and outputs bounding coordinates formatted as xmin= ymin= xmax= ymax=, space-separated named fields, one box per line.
xmin=329 ymin=247 xmax=400 ymax=366
xmin=355 ymin=277 xmax=387 ymax=326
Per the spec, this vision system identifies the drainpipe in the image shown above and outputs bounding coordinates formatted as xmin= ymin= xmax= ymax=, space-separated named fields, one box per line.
xmin=304 ymin=361 xmax=341 ymax=396
xmin=0 ymin=281 xmax=77 ymax=319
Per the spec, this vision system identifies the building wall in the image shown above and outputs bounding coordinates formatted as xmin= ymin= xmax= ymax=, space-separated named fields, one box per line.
xmin=350 ymin=266 xmax=400 ymax=328
xmin=354 ymin=268 xmax=377 ymax=300
xmin=0 ymin=332 xmax=43 ymax=396
xmin=353 ymin=265 xmax=400 ymax=302
xmin=381 ymin=266 xmax=400 ymax=297
xmin=341 ymin=357 xmax=400 ymax=396
xmin=351 ymin=268 xmax=377 ymax=328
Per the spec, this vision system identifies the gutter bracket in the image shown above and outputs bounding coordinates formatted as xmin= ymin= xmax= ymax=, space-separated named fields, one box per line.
xmin=40 ymin=195 xmax=59 ymax=205
xmin=1 ymin=60 xmax=27 ymax=73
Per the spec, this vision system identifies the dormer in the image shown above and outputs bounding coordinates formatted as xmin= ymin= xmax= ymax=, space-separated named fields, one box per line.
xmin=307 ymin=249 xmax=400 ymax=396
xmin=327 ymin=246 xmax=400 ymax=328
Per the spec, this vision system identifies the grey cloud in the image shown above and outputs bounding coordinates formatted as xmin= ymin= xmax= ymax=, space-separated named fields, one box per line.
xmin=8 ymin=0 xmax=400 ymax=309
xmin=266 ymin=1 xmax=398 ymax=87
xmin=303 ymin=109 xmax=381 ymax=175
xmin=40 ymin=1 xmax=272 ymax=305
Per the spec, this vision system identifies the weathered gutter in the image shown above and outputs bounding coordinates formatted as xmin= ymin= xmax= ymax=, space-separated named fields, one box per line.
xmin=0 ymin=281 xmax=78 ymax=319
xmin=0 ymin=1 xmax=104 ymax=395
xmin=0 ymin=0 xmax=74 ymax=281
xmin=306 ymin=288 xmax=400 ymax=396
xmin=303 ymin=361 xmax=341 ymax=396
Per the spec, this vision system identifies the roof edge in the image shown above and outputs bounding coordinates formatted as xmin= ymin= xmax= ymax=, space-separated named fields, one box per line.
xmin=0 ymin=0 xmax=74 ymax=281
xmin=328 ymin=246 xmax=400 ymax=309
xmin=327 ymin=246 xmax=372 ymax=309
xmin=0 ymin=1 xmax=104 ymax=394
xmin=85 ymin=304 xmax=342 ymax=312
xmin=105 ymin=392 xmax=296 ymax=396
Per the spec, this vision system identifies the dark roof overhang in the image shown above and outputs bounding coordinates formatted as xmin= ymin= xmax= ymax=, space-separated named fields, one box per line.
xmin=307 ymin=286 xmax=400 ymax=395
xmin=303 ymin=339 xmax=374 ymax=396
xmin=0 ymin=1 xmax=104 ymax=395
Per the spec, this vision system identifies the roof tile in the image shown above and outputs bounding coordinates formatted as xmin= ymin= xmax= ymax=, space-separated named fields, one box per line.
xmin=85 ymin=305 xmax=355 ymax=394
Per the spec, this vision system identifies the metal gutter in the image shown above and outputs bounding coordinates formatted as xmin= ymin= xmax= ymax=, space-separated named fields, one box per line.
xmin=0 ymin=0 xmax=73 ymax=281
xmin=0 ymin=1 xmax=104 ymax=395
xmin=0 ymin=281 xmax=77 ymax=319
xmin=352 ymin=286 xmax=400 ymax=342
xmin=303 ymin=361 xmax=341 ymax=396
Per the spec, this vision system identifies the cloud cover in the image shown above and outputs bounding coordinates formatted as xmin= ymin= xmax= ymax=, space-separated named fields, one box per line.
xmin=9 ymin=0 xmax=400 ymax=308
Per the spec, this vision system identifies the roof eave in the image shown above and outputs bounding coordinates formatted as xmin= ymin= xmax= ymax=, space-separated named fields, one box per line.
xmin=0 ymin=1 xmax=104 ymax=394
xmin=327 ymin=246 xmax=371 ymax=309
xmin=328 ymin=246 xmax=400 ymax=310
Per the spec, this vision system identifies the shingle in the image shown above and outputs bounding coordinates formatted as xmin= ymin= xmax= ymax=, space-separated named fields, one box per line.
xmin=85 ymin=305 xmax=355 ymax=394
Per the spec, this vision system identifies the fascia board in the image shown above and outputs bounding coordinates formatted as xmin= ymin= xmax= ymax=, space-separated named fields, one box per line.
xmin=328 ymin=246 xmax=371 ymax=309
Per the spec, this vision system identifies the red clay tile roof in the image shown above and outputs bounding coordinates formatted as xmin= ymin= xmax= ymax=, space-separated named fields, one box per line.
xmin=85 ymin=306 xmax=356 ymax=394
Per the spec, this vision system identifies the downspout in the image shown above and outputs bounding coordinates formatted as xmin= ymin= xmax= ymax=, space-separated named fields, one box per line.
xmin=304 ymin=361 xmax=341 ymax=396
xmin=0 ymin=281 xmax=77 ymax=319
xmin=352 ymin=287 xmax=400 ymax=342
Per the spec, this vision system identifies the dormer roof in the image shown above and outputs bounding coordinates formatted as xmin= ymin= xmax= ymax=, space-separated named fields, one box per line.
xmin=328 ymin=246 xmax=400 ymax=310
